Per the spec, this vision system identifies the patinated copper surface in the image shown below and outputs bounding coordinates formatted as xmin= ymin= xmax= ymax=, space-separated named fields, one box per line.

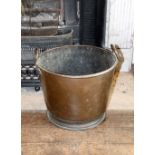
xmin=41 ymin=69 xmax=114 ymax=122
xmin=36 ymin=45 xmax=123 ymax=128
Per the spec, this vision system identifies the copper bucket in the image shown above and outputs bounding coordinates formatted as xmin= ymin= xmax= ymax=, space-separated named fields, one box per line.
xmin=36 ymin=45 xmax=124 ymax=130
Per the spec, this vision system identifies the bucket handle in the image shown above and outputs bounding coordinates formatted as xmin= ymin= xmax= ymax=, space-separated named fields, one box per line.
xmin=34 ymin=48 xmax=41 ymax=74
xmin=111 ymin=44 xmax=124 ymax=63
xmin=34 ymin=48 xmax=41 ymax=64
xmin=111 ymin=44 xmax=124 ymax=87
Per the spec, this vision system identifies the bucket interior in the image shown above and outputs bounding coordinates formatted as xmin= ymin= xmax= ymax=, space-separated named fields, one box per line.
xmin=37 ymin=46 xmax=116 ymax=76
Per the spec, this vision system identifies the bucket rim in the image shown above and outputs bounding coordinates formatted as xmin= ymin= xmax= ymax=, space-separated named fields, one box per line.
xmin=36 ymin=45 xmax=118 ymax=79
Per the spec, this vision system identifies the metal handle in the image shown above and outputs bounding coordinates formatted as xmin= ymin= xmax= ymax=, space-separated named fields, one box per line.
xmin=111 ymin=44 xmax=124 ymax=63
xmin=111 ymin=44 xmax=124 ymax=87
xmin=34 ymin=48 xmax=41 ymax=64
xmin=34 ymin=48 xmax=41 ymax=75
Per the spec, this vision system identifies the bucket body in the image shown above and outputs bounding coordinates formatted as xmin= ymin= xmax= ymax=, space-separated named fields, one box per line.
xmin=36 ymin=45 xmax=120 ymax=130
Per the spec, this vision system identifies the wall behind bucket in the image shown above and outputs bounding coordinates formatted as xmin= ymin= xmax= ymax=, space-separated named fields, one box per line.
xmin=105 ymin=0 xmax=134 ymax=72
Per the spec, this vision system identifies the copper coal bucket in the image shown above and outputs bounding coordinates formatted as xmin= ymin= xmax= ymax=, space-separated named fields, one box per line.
xmin=36 ymin=45 xmax=124 ymax=130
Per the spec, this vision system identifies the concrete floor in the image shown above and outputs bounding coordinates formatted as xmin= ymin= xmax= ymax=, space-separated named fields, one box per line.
xmin=21 ymin=72 xmax=133 ymax=111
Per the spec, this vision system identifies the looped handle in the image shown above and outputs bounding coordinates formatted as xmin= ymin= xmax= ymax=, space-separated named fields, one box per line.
xmin=34 ymin=48 xmax=41 ymax=65
xmin=111 ymin=44 xmax=124 ymax=63
xmin=34 ymin=48 xmax=41 ymax=75
xmin=110 ymin=44 xmax=124 ymax=87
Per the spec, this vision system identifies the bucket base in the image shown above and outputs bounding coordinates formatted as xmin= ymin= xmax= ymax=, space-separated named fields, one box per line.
xmin=47 ymin=111 xmax=106 ymax=131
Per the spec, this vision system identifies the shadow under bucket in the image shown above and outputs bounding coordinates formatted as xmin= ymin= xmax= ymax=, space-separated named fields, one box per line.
xmin=36 ymin=45 xmax=124 ymax=130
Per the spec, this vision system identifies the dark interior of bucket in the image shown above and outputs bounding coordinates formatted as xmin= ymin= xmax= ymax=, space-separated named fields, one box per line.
xmin=38 ymin=46 xmax=116 ymax=76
